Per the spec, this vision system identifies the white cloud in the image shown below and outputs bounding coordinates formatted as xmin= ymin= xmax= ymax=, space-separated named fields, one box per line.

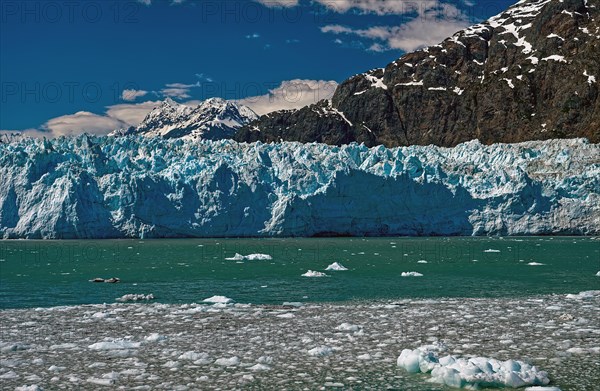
xmin=41 ymin=111 xmax=128 ymax=137
xmin=137 ymin=0 xmax=151 ymax=6
xmin=246 ymin=33 xmax=261 ymax=39
xmin=121 ymin=89 xmax=149 ymax=101
xmin=314 ymin=0 xmax=420 ymax=15
xmin=159 ymin=81 xmax=204 ymax=100
xmin=320 ymin=2 xmax=470 ymax=52
xmin=105 ymin=101 xmax=162 ymax=126
xmin=236 ymin=79 xmax=338 ymax=115
xmin=160 ymin=87 xmax=191 ymax=99
xmin=255 ymin=0 xmax=299 ymax=8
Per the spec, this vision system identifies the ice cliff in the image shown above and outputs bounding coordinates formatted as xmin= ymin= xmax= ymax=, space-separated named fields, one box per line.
xmin=0 ymin=136 xmax=598 ymax=238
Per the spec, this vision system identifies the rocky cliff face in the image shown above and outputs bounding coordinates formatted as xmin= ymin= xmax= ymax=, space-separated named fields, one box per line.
xmin=236 ymin=0 xmax=600 ymax=147
xmin=113 ymin=97 xmax=258 ymax=140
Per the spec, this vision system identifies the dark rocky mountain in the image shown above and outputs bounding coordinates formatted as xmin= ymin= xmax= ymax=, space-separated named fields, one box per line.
xmin=113 ymin=97 xmax=258 ymax=140
xmin=236 ymin=0 xmax=600 ymax=147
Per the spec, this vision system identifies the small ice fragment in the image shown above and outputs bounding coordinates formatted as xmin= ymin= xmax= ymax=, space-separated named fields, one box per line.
xmin=276 ymin=312 xmax=295 ymax=318
xmin=144 ymin=333 xmax=167 ymax=342
xmin=249 ymin=363 xmax=271 ymax=371
xmin=225 ymin=253 xmax=244 ymax=261
xmin=203 ymin=295 xmax=233 ymax=304
xmin=484 ymin=249 xmax=500 ymax=253
xmin=401 ymin=272 xmax=423 ymax=277
xmin=116 ymin=293 xmax=154 ymax=302
xmin=178 ymin=352 xmax=209 ymax=361
xmin=325 ymin=262 xmax=348 ymax=271
xmin=528 ymin=262 xmax=545 ymax=266
xmin=245 ymin=253 xmax=272 ymax=260
xmin=88 ymin=340 xmax=141 ymax=350
xmin=214 ymin=356 xmax=240 ymax=366
xmin=308 ymin=346 xmax=333 ymax=356
xmin=335 ymin=323 xmax=361 ymax=332
xmin=225 ymin=253 xmax=272 ymax=261
xmin=302 ymin=270 xmax=328 ymax=277
xmin=417 ymin=260 xmax=428 ymax=264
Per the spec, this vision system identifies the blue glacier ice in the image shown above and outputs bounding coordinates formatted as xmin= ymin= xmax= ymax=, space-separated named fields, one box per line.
xmin=0 ymin=136 xmax=598 ymax=238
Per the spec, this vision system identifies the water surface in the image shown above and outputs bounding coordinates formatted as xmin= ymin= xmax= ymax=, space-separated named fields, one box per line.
xmin=1 ymin=237 xmax=598 ymax=309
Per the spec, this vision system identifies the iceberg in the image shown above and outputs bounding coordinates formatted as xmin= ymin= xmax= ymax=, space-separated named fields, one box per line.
xmin=325 ymin=262 xmax=348 ymax=271
xmin=401 ymin=272 xmax=423 ymax=277
xmin=301 ymin=270 xmax=328 ymax=277
xmin=0 ymin=136 xmax=598 ymax=238
xmin=397 ymin=346 xmax=552 ymax=389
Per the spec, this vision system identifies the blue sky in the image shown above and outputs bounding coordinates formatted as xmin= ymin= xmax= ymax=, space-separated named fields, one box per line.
xmin=0 ymin=0 xmax=514 ymax=136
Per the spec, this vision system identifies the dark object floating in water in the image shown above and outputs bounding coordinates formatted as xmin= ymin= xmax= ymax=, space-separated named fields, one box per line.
xmin=90 ymin=277 xmax=121 ymax=283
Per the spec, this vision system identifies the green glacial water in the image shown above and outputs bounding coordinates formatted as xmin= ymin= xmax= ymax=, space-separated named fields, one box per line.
xmin=1 ymin=237 xmax=598 ymax=309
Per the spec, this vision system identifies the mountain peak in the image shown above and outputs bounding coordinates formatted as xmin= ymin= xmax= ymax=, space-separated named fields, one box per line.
xmin=112 ymin=98 xmax=258 ymax=140
xmin=236 ymin=0 xmax=599 ymax=147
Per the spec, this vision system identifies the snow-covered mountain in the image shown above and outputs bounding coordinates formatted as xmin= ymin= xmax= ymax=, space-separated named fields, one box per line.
xmin=0 ymin=136 xmax=598 ymax=238
xmin=112 ymin=97 xmax=258 ymax=140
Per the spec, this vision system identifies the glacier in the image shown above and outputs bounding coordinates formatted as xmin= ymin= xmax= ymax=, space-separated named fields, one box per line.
xmin=0 ymin=136 xmax=598 ymax=238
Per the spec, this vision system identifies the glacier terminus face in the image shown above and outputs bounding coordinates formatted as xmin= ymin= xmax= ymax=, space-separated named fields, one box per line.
xmin=0 ymin=136 xmax=598 ymax=239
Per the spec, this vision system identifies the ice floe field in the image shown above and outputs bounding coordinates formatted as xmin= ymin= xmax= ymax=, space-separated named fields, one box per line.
xmin=1 ymin=292 xmax=599 ymax=390
xmin=1 ymin=237 xmax=599 ymax=390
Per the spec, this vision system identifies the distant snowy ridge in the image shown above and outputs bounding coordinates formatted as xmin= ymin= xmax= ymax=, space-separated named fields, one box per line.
xmin=111 ymin=97 xmax=258 ymax=140
xmin=0 ymin=136 xmax=598 ymax=238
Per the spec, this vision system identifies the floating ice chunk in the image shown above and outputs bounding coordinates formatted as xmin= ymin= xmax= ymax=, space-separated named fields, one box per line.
xmin=88 ymin=340 xmax=141 ymax=350
xmin=282 ymin=302 xmax=303 ymax=307
xmin=178 ymin=351 xmax=209 ymax=361
xmin=565 ymin=291 xmax=600 ymax=300
xmin=528 ymin=262 xmax=545 ymax=266
xmin=0 ymin=371 xmax=19 ymax=379
xmin=246 ymin=253 xmax=272 ymax=260
xmin=214 ymin=356 xmax=240 ymax=366
xmin=116 ymin=293 xmax=154 ymax=302
xmin=0 ymin=342 xmax=30 ymax=353
xmin=335 ymin=323 xmax=361 ymax=332
xmin=257 ymin=356 xmax=273 ymax=364
xmin=225 ymin=253 xmax=272 ymax=261
xmin=483 ymin=249 xmax=501 ymax=253
xmin=144 ymin=333 xmax=167 ymax=342
xmin=87 ymin=378 xmax=115 ymax=386
xmin=276 ymin=312 xmax=295 ymax=318
xmin=308 ymin=346 xmax=333 ymax=356
xmin=203 ymin=295 xmax=233 ymax=304
xmin=302 ymin=270 xmax=328 ymax=277
xmin=595 ymin=271 xmax=600 ymax=276
xmin=401 ymin=272 xmax=423 ymax=277
xmin=417 ymin=260 xmax=428 ymax=264
xmin=325 ymin=262 xmax=348 ymax=271
xmin=524 ymin=387 xmax=562 ymax=391
xmin=162 ymin=360 xmax=180 ymax=368
xmin=15 ymin=386 xmax=43 ymax=391
xmin=249 ymin=363 xmax=271 ymax=371
xmin=357 ymin=353 xmax=372 ymax=360
xmin=397 ymin=346 xmax=551 ymax=389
